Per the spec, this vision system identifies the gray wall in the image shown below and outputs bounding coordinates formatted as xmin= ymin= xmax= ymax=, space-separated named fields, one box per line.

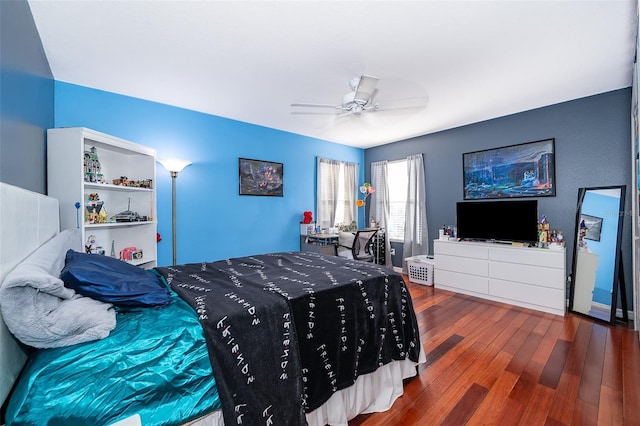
xmin=365 ymin=88 xmax=632 ymax=309
xmin=0 ymin=0 xmax=53 ymax=194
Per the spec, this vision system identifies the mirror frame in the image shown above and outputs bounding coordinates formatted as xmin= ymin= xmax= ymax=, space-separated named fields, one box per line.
xmin=568 ymin=185 xmax=626 ymax=324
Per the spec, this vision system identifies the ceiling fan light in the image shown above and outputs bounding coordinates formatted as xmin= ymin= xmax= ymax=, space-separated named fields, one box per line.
xmin=354 ymin=75 xmax=379 ymax=104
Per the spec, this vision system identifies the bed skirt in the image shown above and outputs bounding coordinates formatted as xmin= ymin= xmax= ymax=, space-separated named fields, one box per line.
xmin=186 ymin=347 xmax=426 ymax=426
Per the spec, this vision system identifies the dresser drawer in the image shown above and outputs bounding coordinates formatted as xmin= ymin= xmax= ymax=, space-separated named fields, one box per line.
xmin=436 ymin=253 xmax=488 ymax=277
xmin=435 ymin=269 xmax=489 ymax=295
xmin=490 ymin=261 xmax=565 ymax=289
xmin=489 ymin=278 xmax=565 ymax=313
xmin=434 ymin=240 xmax=489 ymax=260
xmin=489 ymin=245 xmax=564 ymax=269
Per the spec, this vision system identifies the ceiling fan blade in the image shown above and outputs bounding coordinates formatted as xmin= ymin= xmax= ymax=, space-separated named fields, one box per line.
xmin=291 ymin=111 xmax=339 ymax=116
xmin=291 ymin=102 xmax=339 ymax=109
xmin=376 ymin=96 xmax=429 ymax=111
xmin=353 ymin=75 xmax=379 ymax=104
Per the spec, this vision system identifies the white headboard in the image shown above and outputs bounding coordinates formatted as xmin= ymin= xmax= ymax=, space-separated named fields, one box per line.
xmin=0 ymin=182 xmax=60 ymax=406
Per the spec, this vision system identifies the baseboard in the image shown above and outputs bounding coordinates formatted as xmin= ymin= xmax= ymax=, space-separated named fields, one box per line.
xmin=616 ymin=307 xmax=634 ymax=321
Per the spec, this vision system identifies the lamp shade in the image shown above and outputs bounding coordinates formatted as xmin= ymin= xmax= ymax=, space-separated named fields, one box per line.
xmin=158 ymin=158 xmax=192 ymax=174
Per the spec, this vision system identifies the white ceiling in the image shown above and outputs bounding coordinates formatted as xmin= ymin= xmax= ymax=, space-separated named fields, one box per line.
xmin=28 ymin=0 xmax=637 ymax=149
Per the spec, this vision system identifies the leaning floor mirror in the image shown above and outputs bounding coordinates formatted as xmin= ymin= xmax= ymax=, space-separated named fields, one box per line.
xmin=569 ymin=185 xmax=626 ymax=324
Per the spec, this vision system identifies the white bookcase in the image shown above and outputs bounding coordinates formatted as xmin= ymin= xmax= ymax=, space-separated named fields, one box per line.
xmin=47 ymin=127 xmax=157 ymax=268
xmin=433 ymin=239 xmax=566 ymax=316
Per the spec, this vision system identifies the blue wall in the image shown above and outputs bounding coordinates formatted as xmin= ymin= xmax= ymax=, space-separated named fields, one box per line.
xmin=366 ymin=88 xmax=632 ymax=308
xmin=0 ymin=0 xmax=53 ymax=193
xmin=54 ymin=82 xmax=364 ymax=265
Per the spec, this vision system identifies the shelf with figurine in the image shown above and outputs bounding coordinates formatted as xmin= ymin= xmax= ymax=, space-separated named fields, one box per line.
xmin=84 ymin=145 xmax=153 ymax=189
xmin=83 ymin=234 xmax=153 ymax=267
xmin=48 ymin=127 xmax=158 ymax=269
xmin=82 ymin=192 xmax=153 ymax=226
xmin=84 ymin=182 xmax=153 ymax=192
xmin=84 ymin=221 xmax=154 ymax=228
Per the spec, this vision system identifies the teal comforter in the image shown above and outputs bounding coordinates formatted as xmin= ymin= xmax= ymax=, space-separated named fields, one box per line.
xmin=6 ymin=292 xmax=220 ymax=426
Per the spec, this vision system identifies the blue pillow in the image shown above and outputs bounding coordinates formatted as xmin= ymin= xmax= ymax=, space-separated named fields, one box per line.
xmin=61 ymin=250 xmax=171 ymax=307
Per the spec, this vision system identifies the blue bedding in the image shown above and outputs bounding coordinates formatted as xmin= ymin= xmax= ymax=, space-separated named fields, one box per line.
xmin=5 ymin=291 xmax=220 ymax=426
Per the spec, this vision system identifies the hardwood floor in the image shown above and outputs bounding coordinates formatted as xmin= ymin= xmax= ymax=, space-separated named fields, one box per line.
xmin=349 ymin=279 xmax=640 ymax=425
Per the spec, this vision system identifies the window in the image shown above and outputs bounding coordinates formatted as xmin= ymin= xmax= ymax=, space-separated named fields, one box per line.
xmin=387 ymin=160 xmax=407 ymax=241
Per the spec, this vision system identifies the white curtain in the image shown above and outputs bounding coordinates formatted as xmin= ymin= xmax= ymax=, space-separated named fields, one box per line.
xmin=317 ymin=158 xmax=358 ymax=229
xmin=402 ymin=154 xmax=429 ymax=265
xmin=317 ymin=158 xmax=340 ymax=229
xmin=342 ymin=161 xmax=358 ymax=227
xmin=370 ymin=160 xmax=392 ymax=267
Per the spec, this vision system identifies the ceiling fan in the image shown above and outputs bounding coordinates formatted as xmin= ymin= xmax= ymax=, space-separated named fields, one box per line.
xmin=291 ymin=75 xmax=382 ymax=116
xmin=291 ymin=75 xmax=427 ymax=117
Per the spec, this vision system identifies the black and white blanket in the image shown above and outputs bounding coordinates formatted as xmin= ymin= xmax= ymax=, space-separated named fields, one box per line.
xmin=156 ymin=251 xmax=421 ymax=426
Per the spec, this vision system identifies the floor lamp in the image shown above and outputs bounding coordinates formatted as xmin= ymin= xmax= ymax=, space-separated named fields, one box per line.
xmin=158 ymin=158 xmax=192 ymax=265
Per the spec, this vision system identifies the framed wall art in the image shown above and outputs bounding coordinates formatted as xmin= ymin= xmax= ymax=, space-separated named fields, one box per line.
xmin=580 ymin=213 xmax=603 ymax=242
xmin=239 ymin=158 xmax=284 ymax=196
xmin=463 ymin=138 xmax=556 ymax=200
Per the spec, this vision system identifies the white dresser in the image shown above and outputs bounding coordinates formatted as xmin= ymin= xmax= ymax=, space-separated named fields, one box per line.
xmin=433 ymin=239 xmax=566 ymax=316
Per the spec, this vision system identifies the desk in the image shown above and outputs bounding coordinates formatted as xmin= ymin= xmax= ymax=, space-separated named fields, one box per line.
xmin=300 ymin=231 xmax=385 ymax=263
xmin=300 ymin=233 xmax=338 ymax=255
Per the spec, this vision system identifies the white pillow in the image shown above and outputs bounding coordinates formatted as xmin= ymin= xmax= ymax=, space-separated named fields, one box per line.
xmin=0 ymin=229 xmax=116 ymax=348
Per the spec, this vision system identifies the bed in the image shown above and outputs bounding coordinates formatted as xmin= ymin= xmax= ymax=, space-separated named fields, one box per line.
xmin=0 ymin=182 xmax=425 ymax=426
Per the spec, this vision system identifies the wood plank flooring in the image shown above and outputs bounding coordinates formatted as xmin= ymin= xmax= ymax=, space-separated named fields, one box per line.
xmin=349 ymin=278 xmax=640 ymax=426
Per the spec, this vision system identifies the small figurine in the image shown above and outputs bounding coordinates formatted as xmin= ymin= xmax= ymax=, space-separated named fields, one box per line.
xmin=536 ymin=214 xmax=551 ymax=248
xmin=98 ymin=206 xmax=109 ymax=223
xmin=85 ymin=234 xmax=96 ymax=254
xmin=88 ymin=207 xmax=98 ymax=224
xmin=83 ymin=146 xmax=101 ymax=183
xmin=85 ymin=193 xmax=105 ymax=223
xmin=302 ymin=211 xmax=313 ymax=224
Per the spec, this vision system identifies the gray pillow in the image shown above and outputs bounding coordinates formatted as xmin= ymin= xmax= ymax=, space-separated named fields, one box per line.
xmin=0 ymin=229 xmax=116 ymax=348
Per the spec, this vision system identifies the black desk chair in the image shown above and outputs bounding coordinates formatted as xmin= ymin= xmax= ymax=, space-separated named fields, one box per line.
xmin=335 ymin=229 xmax=378 ymax=262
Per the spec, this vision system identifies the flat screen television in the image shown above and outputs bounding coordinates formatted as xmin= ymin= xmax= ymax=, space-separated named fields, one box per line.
xmin=456 ymin=200 xmax=538 ymax=243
